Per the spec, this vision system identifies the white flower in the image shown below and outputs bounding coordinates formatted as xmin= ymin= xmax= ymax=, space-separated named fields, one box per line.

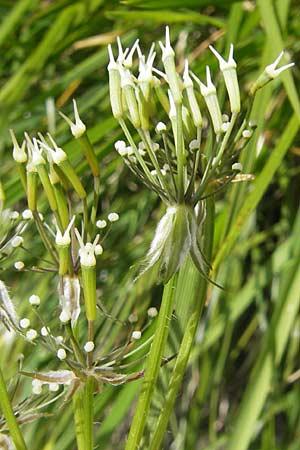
xmin=209 ymin=44 xmax=240 ymax=113
xmin=10 ymin=129 xmax=27 ymax=163
xmin=55 ymin=215 xmax=75 ymax=247
xmin=192 ymin=66 xmax=223 ymax=135
xmin=183 ymin=60 xmax=202 ymax=127
xmin=155 ymin=122 xmax=167 ymax=133
xmin=59 ymin=99 xmax=86 ymax=139
xmin=75 ymin=229 xmax=100 ymax=267
xmin=265 ymin=51 xmax=294 ymax=79
xmin=159 ymin=26 xmax=182 ymax=104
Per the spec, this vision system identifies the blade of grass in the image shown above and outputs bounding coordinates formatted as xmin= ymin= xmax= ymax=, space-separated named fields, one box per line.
xmin=257 ymin=0 xmax=300 ymax=120
xmin=226 ymin=198 xmax=300 ymax=449
xmin=105 ymin=10 xmax=224 ymax=28
xmin=0 ymin=0 xmax=36 ymax=47
xmin=125 ymin=273 xmax=178 ymax=450
xmin=213 ymin=113 xmax=299 ymax=271
xmin=0 ymin=366 xmax=27 ymax=450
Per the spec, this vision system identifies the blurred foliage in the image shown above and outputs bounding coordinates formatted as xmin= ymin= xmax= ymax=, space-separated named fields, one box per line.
xmin=0 ymin=0 xmax=300 ymax=449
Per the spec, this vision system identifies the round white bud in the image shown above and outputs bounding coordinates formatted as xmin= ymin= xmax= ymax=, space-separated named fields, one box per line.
xmin=29 ymin=294 xmax=40 ymax=306
xmin=232 ymin=162 xmax=243 ymax=171
xmin=26 ymin=329 xmax=38 ymax=341
xmin=59 ymin=310 xmax=71 ymax=323
xmin=20 ymin=318 xmax=30 ymax=329
xmin=41 ymin=326 xmax=49 ymax=336
xmin=55 ymin=336 xmax=64 ymax=345
xmin=242 ymin=130 xmax=253 ymax=139
xmin=84 ymin=341 xmax=95 ymax=353
xmin=147 ymin=307 xmax=158 ymax=318
xmin=132 ymin=330 xmax=142 ymax=340
xmin=94 ymin=244 xmax=103 ymax=256
xmin=32 ymin=380 xmax=43 ymax=395
xmin=114 ymin=140 xmax=126 ymax=151
xmin=108 ymin=212 xmax=119 ymax=222
xmin=57 ymin=348 xmax=66 ymax=360
xmin=48 ymin=383 xmax=59 ymax=392
xmin=22 ymin=209 xmax=33 ymax=220
xmin=9 ymin=211 xmax=20 ymax=220
xmin=14 ymin=261 xmax=24 ymax=270
xmin=96 ymin=220 xmax=107 ymax=229
xmin=189 ymin=140 xmax=199 ymax=151
xmin=11 ymin=236 xmax=23 ymax=247
xmin=155 ymin=122 xmax=167 ymax=133
xmin=221 ymin=122 xmax=230 ymax=133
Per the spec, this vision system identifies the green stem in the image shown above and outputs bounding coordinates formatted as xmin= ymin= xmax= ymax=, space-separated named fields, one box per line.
xmin=90 ymin=176 xmax=100 ymax=230
xmin=73 ymin=388 xmax=86 ymax=450
xmin=176 ymin=104 xmax=185 ymax=203
xmin=0 ymin=366 xmax=27 ymax=450
xmin=84 ymin=377 xmax=95 ymax=450
xmin=148 ymin=197 xmax=215 ymax=450
xmin=33 ymin=211 xmax=58 ymax=264
xmin=125 ymin=274 xmax=178 ymax=450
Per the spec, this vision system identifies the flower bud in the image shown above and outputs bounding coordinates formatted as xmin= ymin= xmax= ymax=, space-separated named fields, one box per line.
xmin=119 ymin=66 xmax=141 ymax=128
xmin=250 ymin=51 xmax=294 ymax=95
xmin=183 ymin=60 xmax=202 ymax=127
xmin=10 ymin=129 xmax=27 ymax=163
xmin=209 ymin=44 xmax=240 ymax=113
xmin=56 ymin=216 xmax=75 ymax=276
xmin=159 ymin=26 xmax=182 ymax=104
xmin=192 ymin=66 xmax=223 ymax=135
xmin=75 ymin=229 xmax=101 ymax=321
xmin=107 ymin=44 xmax=123 ymax=119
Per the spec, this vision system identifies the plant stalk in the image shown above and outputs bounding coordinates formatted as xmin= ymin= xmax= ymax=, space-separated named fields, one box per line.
xmin=125 ymin=274 xmax=178 ymax=450
xmin=0 ymin=366 xmax=27 ymax=450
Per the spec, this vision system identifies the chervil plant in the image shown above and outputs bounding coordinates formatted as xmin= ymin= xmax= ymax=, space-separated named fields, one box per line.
xmin=107 ymin=26 xmax=294 ymax=450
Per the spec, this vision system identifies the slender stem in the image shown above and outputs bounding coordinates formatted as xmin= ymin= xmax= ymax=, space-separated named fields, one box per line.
xmin=212 ymin=112 xmax=237 ymax=169
xmin=119 ymin=118 xmax=158 ymax=187
xmin=185 ymin=127 xmax=202 ymax=200
xmin=90 ymin=176 xmax=100 ymax=230
xmin=82 ymin=198 xmax=89 ymax=241
xmin=33 ymin=211 xmax=58 ymax=264
xmin=84 ymin=377 xmax=95 ymax=450
xmin=0 ymin=366 xmax=27 ymax=450
xmin=73 ymin=388 xmax=86 ymax=450
xmin=87 ymin=320 xmax=94 ymax=368
xmin=138 ymin=129 xmax=175 ymax=202
xmin=125 ymin=274 xmax=178 ymax=450
xmin=176 ymin=103 xmax=185 ymax=202
xmin=148 ymin=197 xmax=215 ymax=450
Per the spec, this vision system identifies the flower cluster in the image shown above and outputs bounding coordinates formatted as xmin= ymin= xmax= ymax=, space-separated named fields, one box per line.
xmin=108 ymin=27 xmax=294 ymax=283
